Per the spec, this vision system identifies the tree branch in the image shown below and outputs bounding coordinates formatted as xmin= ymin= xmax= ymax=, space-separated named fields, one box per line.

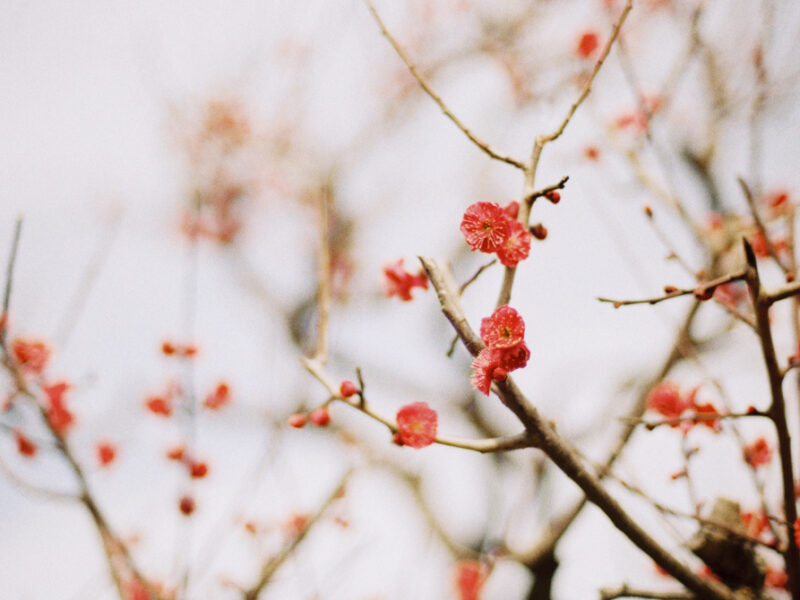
xmin=742 ymin=238 xmax=800 ymax=599
xmin=364 ymin=0 xmax=526 ymax=170
xmin=421 ymin=256 xmax=737 ymax=600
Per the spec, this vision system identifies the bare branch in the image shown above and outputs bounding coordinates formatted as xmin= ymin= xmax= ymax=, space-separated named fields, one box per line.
xmin=524 ymin=176 xmax=570 ymax=207
xmin=496 ymin=1 xmax=633 ymax=307
xmin=742 ymin=238 xmax=800 ymax=597
xmin=364 ymin=0 xmax=526 ymax=170
xmin=242 ymin=472 xmax=351 ymax=600
xmin=310 ymin=182 xmax=333 ymax=364
xmin=598 ymin=270 xmax=747 ymax=307
xmin=539 ymin=0 xmax=633 ymax=146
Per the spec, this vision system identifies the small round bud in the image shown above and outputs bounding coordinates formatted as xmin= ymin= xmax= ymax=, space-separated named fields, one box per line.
xmin=179 ymin=495 xmax=196 ymax=516
xmin=190 ymin=461 xmax=208 ymax=478
xmin=643 ymin=205 xmax=653 ymax=217
xmin=287 ymin=413 xmax=308 ymax=428
xmin=530 ymin=223 xmax=548 ymax=240
xmin=545 ymin=191 xmax=561 ymax=204
xmin=309 ymin=407 xmax=331 ymax=427
xmin=339 ymin=380 xmax=359 ymax=398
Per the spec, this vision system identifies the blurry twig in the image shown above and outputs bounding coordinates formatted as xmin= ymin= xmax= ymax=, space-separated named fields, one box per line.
xmin=364 ymin=0 xmax=526 ymax=170
xmin=597 ymin=270 xmax=746 ymax=308
xmin=55 ymin=208 xmax=122 ymax=349
xmin=241 ymin=471 xmax=351 ymax=600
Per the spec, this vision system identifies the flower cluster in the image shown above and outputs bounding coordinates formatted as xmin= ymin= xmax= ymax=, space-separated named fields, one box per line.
xmin=383 ymin=259 xmax=428 ymax=301
xmin=471 ymin=305 xmax=530 ymax=395
xmin=646 ymin=381 xmax=721 ymax=433
xmin=460 ymin=201 xmax=532 ymax=268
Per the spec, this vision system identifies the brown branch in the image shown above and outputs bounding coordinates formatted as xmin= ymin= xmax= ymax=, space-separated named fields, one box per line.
xmin=242 ymin=472 xmax=351 ymax=600
xmin=421 ymin=257 xmax=737 ymax=600
xmin=496 ymin=0 xmax=633 ymax=307
xmin=515 ymin=301 xmax=702 ymax=569
xmin=459 ymin=258 xmax=497 ymax=296
xmin=301 ymin=356 xmax=534 ymax=453
xmin=364 ymin=0 xmax=525 ymax=170
xmin=598 ymin=270 xmax=746 ymax=308
xmin=768 ymin=280 xmax=800 ymax=305
xmin=624 ymin=408 xmax=767 ymax=430
xmin=310 ymin=182 xmax=333 ymax=364
xmin=742 ymin=238 xmax=800 ymax=599
xmin=540 ymin=0 xmax=633 ymax=147
xmin=523 ymin=176 xmax=570 ymax=207
xmin=446 ymin=258 xmax=498 ymax=357
xmin=594 ymin=460 xmax=781 ymax=553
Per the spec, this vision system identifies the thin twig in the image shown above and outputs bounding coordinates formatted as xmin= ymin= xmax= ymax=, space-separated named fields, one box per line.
xmin=446 ymin=258 xmax=498 ymax=357
xmin=364 ymin=0 xmax=525 ymax=170
xmin=458 ymin=258 xmax=497 ymax=296
xmin=241 ymin=472 xmax=351 ymax=600
xmin=496 ymin=0 xmax=633 ymax=307
xmin=311 ymin=183 xmax=333 ymax=364
xmin=301 ymin=356 xmax=534 ymax=453
xmin=622 ymin=409 xmax=767 ymax=430
xmin=598 ymin=270 xmax=746 ymax=307
xmin=539 ymin=0 xmax=633 ymax=146
xmin=523 ymin=176 xmax=570 ymax=207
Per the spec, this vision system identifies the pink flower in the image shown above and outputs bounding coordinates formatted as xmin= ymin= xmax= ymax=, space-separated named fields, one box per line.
xmin=471 ymin=305 xmax=530 ymax=396
xmin=576 ymin=31 xmax=600 ymax=59
xmin=646 ymin=381 xmax=688 ymax=420
xmin=383 ymin=259 xmax=428 ymax=301
xmin=12 ymin=338 xmax=51 ymax=375
xmin=496 ymin=221 xmax=532 ymax=268
xmin=470 ymin=343 xmax=530 ymax=396
xmin=744 ymin=437 xmax=772 ymax=468
xmin=480 ymin=305 xmax=525 ymax=349
xmin=395 ymin=402 xmax=438 ymax=448
xmin=460 ymin=202 xmax=510 ymax=253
